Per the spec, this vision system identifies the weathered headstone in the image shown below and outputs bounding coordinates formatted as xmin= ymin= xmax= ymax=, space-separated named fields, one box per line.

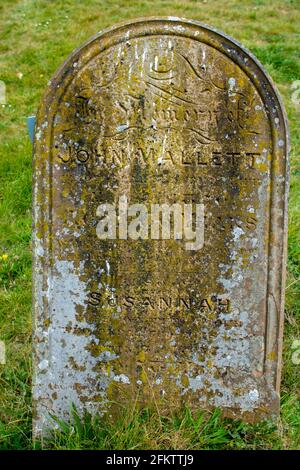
xmin=33 ymin=18 xmax=289 ymax=435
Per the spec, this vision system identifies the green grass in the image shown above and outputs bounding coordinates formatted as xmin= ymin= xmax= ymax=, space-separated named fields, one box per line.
xmin=34 ymin=405 xmax=282 ymax=450
xmin=0 ymin=0 xmax=299 ymax=450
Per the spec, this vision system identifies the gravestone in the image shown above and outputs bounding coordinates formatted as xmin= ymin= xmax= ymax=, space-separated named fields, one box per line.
xmin=33 ymin=18 xmax=289 ymax=435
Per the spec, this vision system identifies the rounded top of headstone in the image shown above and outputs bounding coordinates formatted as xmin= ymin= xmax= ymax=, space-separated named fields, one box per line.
xmin=39 ymin=16 xmax=288 ymax=141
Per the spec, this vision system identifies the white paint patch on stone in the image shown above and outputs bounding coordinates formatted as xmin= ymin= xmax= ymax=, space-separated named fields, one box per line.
xmin=33 ymin=259 xmax=105 ymax=435
xmin=113 ymin=374 xmax=130 ymax=384
xmin=38 ymin=359 xmax=49 ymax=371
xmin=228 ymin=77 xmax=236 ymax=96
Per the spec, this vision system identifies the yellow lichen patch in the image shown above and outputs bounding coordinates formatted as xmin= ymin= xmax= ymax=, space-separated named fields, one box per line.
xmin=137 ymin=350 xmax=146 ymax=362
xmin=181 ymin=374 xmax=190 ymax=388
xmin=140 ymin=370 xmax=148 ymax=385
xmin=267 ymin=351 xmax=277 ymax=361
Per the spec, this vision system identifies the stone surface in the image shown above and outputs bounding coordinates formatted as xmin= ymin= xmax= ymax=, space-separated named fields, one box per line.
xmin=33 ymin=17 xmax=289 ymax=435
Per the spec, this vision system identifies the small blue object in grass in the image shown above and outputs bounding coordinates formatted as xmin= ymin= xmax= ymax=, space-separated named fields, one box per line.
xmin=27 ymin=115 xmax=36 ymax=143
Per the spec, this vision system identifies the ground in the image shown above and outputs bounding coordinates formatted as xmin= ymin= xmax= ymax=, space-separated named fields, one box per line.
xmin=0 ymin=0 xmax=299 ymax=450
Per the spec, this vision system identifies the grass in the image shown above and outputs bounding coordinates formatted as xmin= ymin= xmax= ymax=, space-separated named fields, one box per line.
xmin=34 ymin=405 xmax=282 ymax=450
xmin=0 ymin=0 xmax=299 ymax=450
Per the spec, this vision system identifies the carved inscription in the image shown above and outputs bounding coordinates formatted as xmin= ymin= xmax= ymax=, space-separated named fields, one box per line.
xmin=33 ymin=19 xmax=289 ymax=435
